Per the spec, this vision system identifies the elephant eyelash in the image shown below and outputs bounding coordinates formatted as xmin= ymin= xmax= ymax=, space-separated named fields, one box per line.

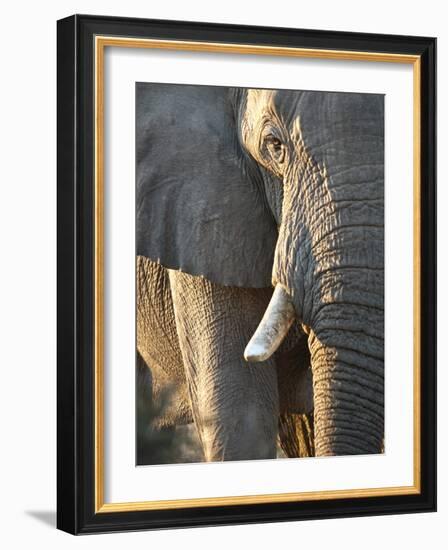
xmin=264 ymin=135 xmax=286 ymax=165
xmin=267 ymin=137 xmax=282 ymax=151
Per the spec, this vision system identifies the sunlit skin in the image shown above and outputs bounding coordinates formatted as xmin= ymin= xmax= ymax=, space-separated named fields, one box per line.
xmin=136 ymin=83 xmax=384 ymax=462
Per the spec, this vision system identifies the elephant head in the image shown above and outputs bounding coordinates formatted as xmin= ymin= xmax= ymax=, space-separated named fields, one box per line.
xmin=241 ymin=89 xmax=384 ymax=456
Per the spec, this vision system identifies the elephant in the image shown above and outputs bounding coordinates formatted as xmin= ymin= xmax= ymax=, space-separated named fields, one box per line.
xmin=136 ymin=82 xmax=384 ymax=461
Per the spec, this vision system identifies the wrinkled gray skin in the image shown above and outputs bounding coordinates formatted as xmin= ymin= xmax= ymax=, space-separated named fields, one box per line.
xmin=137 ymin=257 xmax=312 ymax=461
xmin=239 ymin=89 xmax=384 ymax=455
xmin=136 ymin=83 xmax=383 ymax=460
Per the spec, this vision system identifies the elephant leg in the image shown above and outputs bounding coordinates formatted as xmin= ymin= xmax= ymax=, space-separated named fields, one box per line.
xmin=136 ymin=256 xmax=193 ymax=428
xmin=168 ymin=269 xmax=279 ymax=462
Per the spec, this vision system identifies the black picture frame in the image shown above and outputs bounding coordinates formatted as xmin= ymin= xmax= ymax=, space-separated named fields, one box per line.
xmin=57 ymin=14 xmax=436 ymax=534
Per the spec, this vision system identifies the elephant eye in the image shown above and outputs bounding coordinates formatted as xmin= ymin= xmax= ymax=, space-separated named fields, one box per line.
xmin=264 ymin=134 xmax=285 ymax=164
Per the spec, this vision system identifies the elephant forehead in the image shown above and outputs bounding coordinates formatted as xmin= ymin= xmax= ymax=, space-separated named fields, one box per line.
xmin=242 ymin=89 xmax=277 ymax=141
xmin=269 ymin=90 xmax=384 ymax=188
xmin=245 ymin=89 xmax=276 ymax=118
xmin=272 ymin=90 xmax=384 ymax=145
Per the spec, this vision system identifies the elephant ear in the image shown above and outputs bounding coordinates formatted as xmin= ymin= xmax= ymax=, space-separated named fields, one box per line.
xmin=136 ymin=83 xmax=277 ymax=288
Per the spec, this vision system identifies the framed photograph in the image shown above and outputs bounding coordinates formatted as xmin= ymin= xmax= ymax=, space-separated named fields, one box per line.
xmin=57 ymin=14 xmax=436 ymax=534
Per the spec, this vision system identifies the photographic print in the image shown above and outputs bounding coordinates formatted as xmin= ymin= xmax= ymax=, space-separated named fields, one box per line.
xmin=135 ymin=83 xmax=384 ymax=465
xmin=57 ymin=16 xmax=436 ymax=533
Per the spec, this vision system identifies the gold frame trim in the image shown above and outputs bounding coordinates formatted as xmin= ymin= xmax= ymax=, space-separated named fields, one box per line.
xmin=94 ymin=36 xmax=422 ymax=513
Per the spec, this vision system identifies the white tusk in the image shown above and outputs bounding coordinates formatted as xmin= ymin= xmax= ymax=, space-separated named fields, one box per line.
xmin=244 ymin=285 xmax=296 ymax=362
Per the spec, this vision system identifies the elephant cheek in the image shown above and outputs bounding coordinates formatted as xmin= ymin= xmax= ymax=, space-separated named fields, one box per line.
xmin=271 ymin=223 xmax=312 ymax=328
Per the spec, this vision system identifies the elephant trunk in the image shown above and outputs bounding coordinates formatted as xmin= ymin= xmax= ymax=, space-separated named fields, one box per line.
xmin=290 ymin=236 xmax=384 ymax=455
xmin=291 ymin=235 xmax=384 ymax=454
xmin=246 ymin=195 xmax=384 ymax=454
xmin=307 ymin=305 xmax=384 ymax=455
